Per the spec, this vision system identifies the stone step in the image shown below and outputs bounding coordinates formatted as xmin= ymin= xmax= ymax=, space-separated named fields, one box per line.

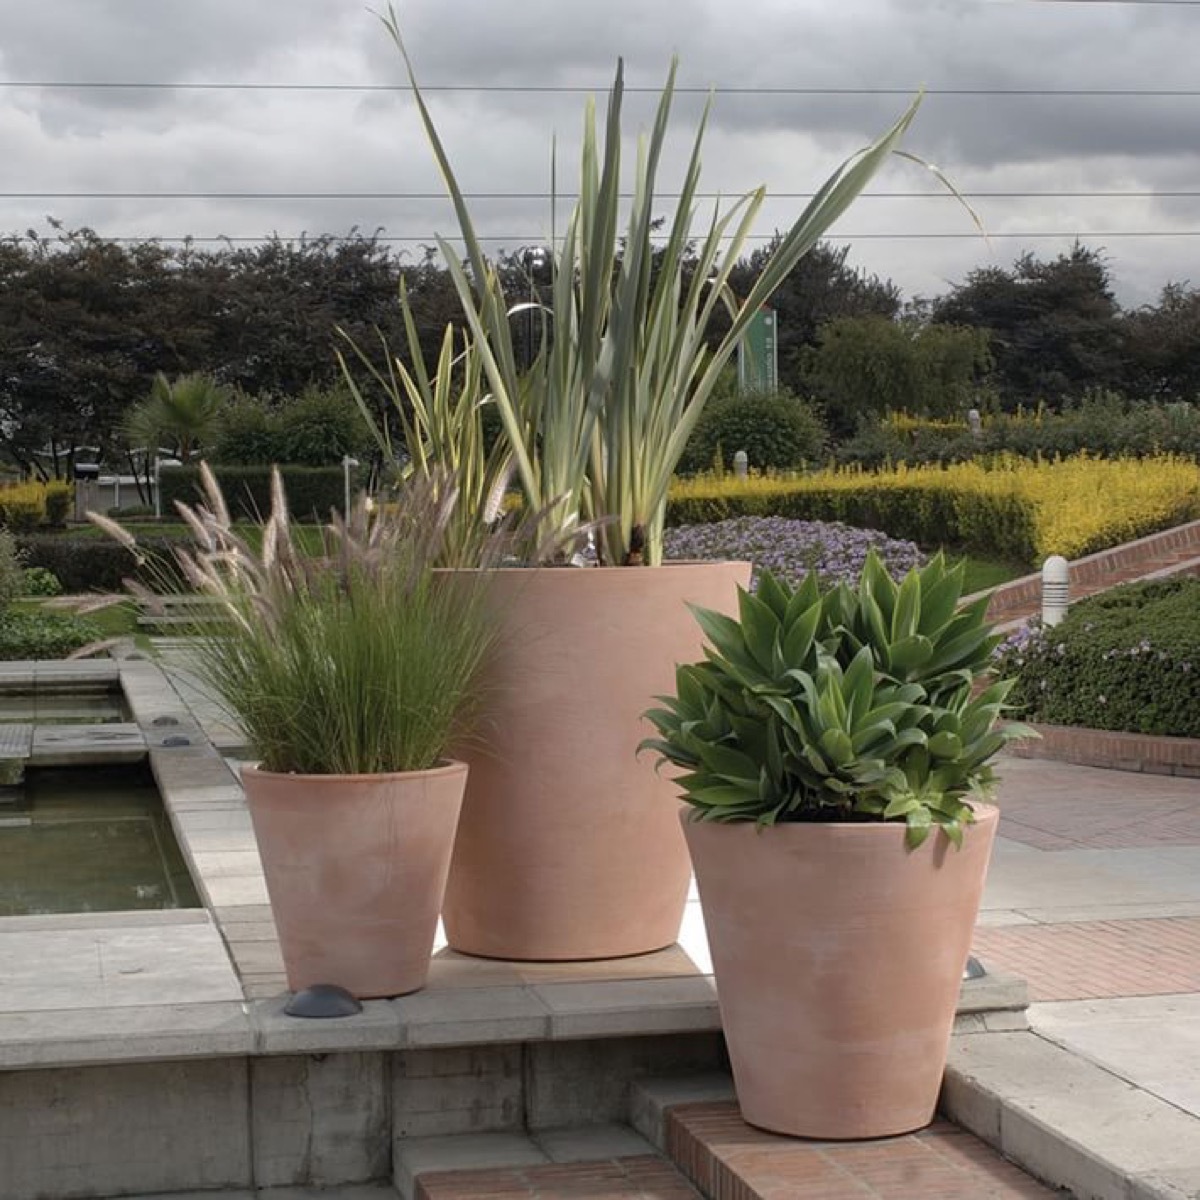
xmin=396 ymin=1126 xmax=696 ymax=1200
xmin=630 ymin=1075 xmax=1059 ymax=1199
xmin=943 ymin=1030 xmax=1200 ymax=1200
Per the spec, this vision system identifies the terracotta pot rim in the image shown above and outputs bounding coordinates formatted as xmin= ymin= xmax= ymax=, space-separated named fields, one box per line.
xmin=682 ymin=802 xmax=999 ymax=837
xmin=242 ymin=759 xmax=468 ymax=785
xmin=438 ymin=560 xmax=752 ymax=577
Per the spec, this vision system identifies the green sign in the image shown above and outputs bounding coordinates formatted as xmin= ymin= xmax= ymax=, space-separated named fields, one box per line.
xmin=738 ymin=306 xmax=778 ymax=393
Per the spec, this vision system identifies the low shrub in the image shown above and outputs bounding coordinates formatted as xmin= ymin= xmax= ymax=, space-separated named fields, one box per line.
xmin=0 ymin=529 xmax=25 ymax=607
xmin=20 ymin=566 xmax=62 ymax=597
xmin=0 ymin=484 xmax=46 ymax=531
xmin=677 ymin=390 xmax=828 ymax=475
xmin=0 ymin=609 xmax=104 ymax=660
xmin=44 ymin=481 xmax=73 ymax=526
xmin=158 ymin=465 xmax=358 ymax=523
xmin=16 ymin=534 xmax=188 ymax=593
xmin=995 ymin=578 xmax=1200 ymax=738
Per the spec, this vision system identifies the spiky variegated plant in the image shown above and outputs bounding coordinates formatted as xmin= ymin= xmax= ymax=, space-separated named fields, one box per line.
xmin=375 ymin=6 xmax=944 ymax=565
xmin=90 ymin=464 xmax=510 ymax=775
xmin=640 ymin=552 xmax=1035 ymax=847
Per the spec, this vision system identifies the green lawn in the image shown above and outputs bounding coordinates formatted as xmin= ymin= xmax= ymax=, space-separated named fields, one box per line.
xmin=953 ymin=555 xmax=1029 ymax=594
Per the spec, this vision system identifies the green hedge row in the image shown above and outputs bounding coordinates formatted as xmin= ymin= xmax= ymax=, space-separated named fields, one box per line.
xmin=158 ymin=464 xmax=363 ymax=523
xmin=17 ymin=534 xmax=188 ymax=594
xmin=665 ymin=482 xmax=1039 ymax=562
xmin=995 ymin=578 xmax=1200 ymax=738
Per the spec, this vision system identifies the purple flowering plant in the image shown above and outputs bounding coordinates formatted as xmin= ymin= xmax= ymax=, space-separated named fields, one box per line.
xmin=664 ymin=516 xmax=925 ymax=591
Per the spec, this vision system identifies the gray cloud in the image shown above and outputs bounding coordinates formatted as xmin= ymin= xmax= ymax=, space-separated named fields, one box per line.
xmin=0 ymin=0 xmax=1197 ymax=306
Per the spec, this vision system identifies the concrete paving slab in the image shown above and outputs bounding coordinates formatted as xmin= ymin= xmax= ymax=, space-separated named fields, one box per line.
xmin=944 ymin=1031 xmax=1200 ymax=1200
xmin=251 ymin=996 xmax=402 ymax=1056
xmin=395 ymin=985 xmax=551 ymax=1047
xmin=29 ymin=722 xmax=145 ymax=765
xmin=1031 ymin=996 xmax=1200 ymax=1117
xmin=0 ymin=919 xmax=242 ymax=1012
xmin=0 ymin=1000 xmax=252 ymax=1069
xmin=980 ymin=845 xmax=1196 ymax=913
xmin=393 ymin=1132 xmax=549 ymax=1200
xmin=533 ymin=1123 xmax=657 ymax=1163
xmin=535 ymin=977 xmax=720 ymax=1039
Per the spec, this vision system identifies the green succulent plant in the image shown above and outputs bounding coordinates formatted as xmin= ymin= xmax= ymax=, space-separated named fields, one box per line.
xmin=640 ymin=552 xmax=1033 ymax=847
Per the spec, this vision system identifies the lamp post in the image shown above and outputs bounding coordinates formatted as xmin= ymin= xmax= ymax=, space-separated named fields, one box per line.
xmin=522 ymin=246 xmax=550 ymax=369
xmin=342 ymin=455 xmax=360 ymax=518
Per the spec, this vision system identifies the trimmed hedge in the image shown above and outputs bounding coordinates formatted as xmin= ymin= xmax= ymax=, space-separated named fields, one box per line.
xmin=667 ymin=456 xmax=1200 ymax=566
xmin=17 ymin=534 xmax=188 ymax=594
xmin=0 ymin=610 xmax=105 ymax=660
xmin=996 ymin=578 xmax=1200 ymax=738
xmin=158 ymin=464 xmax=362 ymax=523
xmin=677 ymin=391 xmax=828 ymax=475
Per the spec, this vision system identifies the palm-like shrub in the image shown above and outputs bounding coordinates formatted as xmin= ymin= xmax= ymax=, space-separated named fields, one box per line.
xmin=641 ymin=553 xmax=1031 ymax=846
xmin=370 ymin=5 xmax=926 ymax=566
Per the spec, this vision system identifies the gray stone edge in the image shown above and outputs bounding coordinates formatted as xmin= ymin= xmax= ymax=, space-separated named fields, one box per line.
xmin=941 ymin=1030 xmax=1200 ymax=1200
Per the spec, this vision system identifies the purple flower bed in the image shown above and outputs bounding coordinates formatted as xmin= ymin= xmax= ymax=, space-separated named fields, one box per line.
xmin=664 ymin=517 xmax=925 ymax=589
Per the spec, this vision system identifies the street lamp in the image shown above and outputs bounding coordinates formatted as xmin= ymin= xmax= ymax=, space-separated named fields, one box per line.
xmin=342 ymin=455 xmax=360 ymax=519
xmin=522 ymin=246 xmax=550 ymax=369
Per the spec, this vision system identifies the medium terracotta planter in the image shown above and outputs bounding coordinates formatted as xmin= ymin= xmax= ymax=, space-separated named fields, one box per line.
xmin=241 ymin=761 xmax=467 ymax=999
xmin=684 ymin=804 xmax=999 ymax=1140
xmin=442 ymin=561 xmax=751 ymax=961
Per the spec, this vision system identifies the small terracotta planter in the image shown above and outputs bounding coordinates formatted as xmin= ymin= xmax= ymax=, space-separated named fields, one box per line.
xmin=442 ymin=561 xmax=750 ymax=961
xmin=241 ymin=761 xmax=467 ymax=999
xmin=684 ymin=804 xmax=999 ymax=1140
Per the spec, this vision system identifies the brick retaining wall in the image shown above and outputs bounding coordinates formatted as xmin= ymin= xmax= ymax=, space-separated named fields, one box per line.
xmin=1009 ymin=723 xmax=1200 ymax=778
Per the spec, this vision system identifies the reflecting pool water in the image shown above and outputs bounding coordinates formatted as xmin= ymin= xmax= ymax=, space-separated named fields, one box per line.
xmin=0 ymin=764 xmax=200 ymax=916
xmin=0 ymin=691 xmax=131 ymax=725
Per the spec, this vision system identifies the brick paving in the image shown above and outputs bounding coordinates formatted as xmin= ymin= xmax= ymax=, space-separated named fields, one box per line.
xmin=995 ymin=760 xmax=1200 ymax=849
xmin=665 ymin=1102 xmax=1058 ymax=1199
xmin=972 ymin=916 xmax=1200 ymax=1001
xmin=415 ymin=1155 xmax=702 ymax=1198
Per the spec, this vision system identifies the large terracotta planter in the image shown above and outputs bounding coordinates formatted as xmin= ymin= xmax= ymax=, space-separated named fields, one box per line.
xmin=241 ymin=761 xmax=467 ymax=999
xmin=442 ymin=561 xmax=751 ymax=961
xmin=684 ymin=804 xmax=999 ymax=1140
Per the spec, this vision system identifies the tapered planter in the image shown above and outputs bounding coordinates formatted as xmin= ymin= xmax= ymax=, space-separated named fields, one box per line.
xmin=241 ymin=761 xmax=467 ymax=999
xmin=442 ymin=561 xmax=751 ymax=961
xmin=684 ymin=804 xmax=999 ymax=1140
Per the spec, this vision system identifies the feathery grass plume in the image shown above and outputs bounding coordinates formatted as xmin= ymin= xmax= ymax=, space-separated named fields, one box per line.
xmin=89 ymin=466 xmax=517 ymax=774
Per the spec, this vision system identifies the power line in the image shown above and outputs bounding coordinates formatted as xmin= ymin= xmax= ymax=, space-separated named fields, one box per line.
xmin=5 ymin=231 xmax=1198 ymax=245
xmin=1 ymin=190 xmax=1198 ymax=201
xmin=3 ymin=81 xmax=1200 ymax=96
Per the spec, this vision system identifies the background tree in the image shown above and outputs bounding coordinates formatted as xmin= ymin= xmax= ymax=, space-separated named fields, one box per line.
xmin=929 ymin=244 xmax=1123 ymax=408
xmin=725 ymin=240 xmax=902 ymax=396
xmin=1120 ymin=282 xmax=1200 ymax=403
xmin=801 ymin=315 xmax=992 ymax=436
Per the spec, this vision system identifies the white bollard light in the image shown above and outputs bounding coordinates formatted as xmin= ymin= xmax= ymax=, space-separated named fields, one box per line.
xmin=1042 ymin=555 xmax=1069 ymax=626
xmin=733 ymin=449 xmax=749 ymax=479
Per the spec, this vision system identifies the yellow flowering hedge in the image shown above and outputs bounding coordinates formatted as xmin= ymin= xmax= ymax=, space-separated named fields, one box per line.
xmin=0 ymin=480 xmax=73 ymax=531
xmin=667 ymin=456 xmax=1200 ymax=566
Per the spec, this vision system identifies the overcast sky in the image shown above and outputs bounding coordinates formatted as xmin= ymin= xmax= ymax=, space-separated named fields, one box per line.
xmin=1 ymin=0 xmax=1197 ymax=308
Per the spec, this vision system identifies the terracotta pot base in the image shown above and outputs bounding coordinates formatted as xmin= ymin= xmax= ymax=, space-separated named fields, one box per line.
xmin=684 ymin=806 xmax=999 ymax=1140
xmin=242 ymin=762 xmax=467 ymax=999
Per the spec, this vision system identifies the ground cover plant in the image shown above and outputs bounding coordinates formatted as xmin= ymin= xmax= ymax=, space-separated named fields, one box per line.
xmin=664 ymin=517 xmax=925 ymax=590
xmin=667 ymin=454 xmax=1200 ymax=567
xmin=995 ymin=577 xmax=1200 ymax=738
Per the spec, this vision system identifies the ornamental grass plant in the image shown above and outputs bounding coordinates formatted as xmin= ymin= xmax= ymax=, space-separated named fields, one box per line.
xmin=91 ymin=464 xmax=509 ymax=776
